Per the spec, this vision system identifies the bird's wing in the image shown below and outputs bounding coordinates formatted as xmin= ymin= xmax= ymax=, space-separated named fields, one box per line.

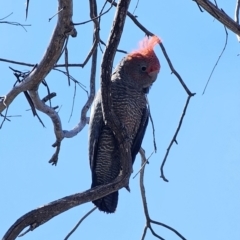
xmin=89 ymin=90 xmax=103 ymax=171
xmin=131 ymin=105 xmax=149 ymax=164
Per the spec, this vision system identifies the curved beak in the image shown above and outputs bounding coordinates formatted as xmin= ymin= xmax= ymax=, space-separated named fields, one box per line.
xmin=148 ymin=70 xmax=159 ymax=82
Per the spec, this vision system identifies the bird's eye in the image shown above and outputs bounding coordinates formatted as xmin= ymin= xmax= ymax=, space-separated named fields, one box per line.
xmin=141 ymin=66 xmax=147 ymax=72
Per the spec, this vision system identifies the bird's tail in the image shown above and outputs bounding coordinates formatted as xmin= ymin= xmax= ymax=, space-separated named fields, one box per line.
xmin=93 ymin=191 xmax=118 ymax=213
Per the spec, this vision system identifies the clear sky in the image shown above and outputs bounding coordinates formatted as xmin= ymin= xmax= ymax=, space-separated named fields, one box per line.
xmin=1 ymin=1 xmax=240 ymax=240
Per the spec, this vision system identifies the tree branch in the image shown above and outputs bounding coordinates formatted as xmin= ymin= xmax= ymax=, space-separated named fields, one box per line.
xmin=2 ymin=172 xmax=132 ymax=240
xmin=100 ymin=0 xmax=132 ymax=186
xmin=64 ymin=207 xmax=97 ymax=240
xmin=160 ymin=95 xmax=193 ymax=182
xmin=194 ymin=0 xmax=240 ymax=37
xmin=2 ymin=1 xmax=134 ymax=239
xmin=139 ymin=148 xmax=187 ymax=240
xmin=0 ymin=0 xmax=76 ymax=114
xmin=235 ymin=0 xmax=240 ymax=41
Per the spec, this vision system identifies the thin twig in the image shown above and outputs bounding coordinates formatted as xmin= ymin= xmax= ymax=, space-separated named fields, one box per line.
xmin=0 ymin=106 xmax=9 ymax=129
xmin=68 ymin=82 xmax=77 ymax=123
xmin=64 ymin=207 xmax=97 ymax=240
xmin=73 ymin=0 xmax=114 ymax=26
xmin=132 ymin=0 xmax=140 ymax=15
xmin=202 ymin=26 xmax=228 ymax=94
xmin=99 ymin=39 xmax=128 ymax=54
xmin=49 ymin=7 xmax=65 ymax=22
xmin=146 ymin=95 xmax=157 ymax=153
xmin=139 ymin=148 xmax=187 ymax=240
xmin=194 ymin=0 xmax=240 ymax=37
xmin=0 ymin=1 xmax=76 ymax=114
xmin=235 ymin=0 xmax=240 ymax=26
xmin=160 ymin=95 xmax=193 ymax=182
xmin=159 ymin=43 xmax=194 ymax=96
xmin=0 ymin=21 xmax=31 ymax=31
xmin=235 ymin=0 xmax=240 ymax=41
xmin=64 ymin=45 xmax=71 ymax=86
xmin=9 ymin=67 xmax=45 ymax=127
xmin=26 ymin=0 xmax=30 ymax=20
xmin=0 ymin=12 xmax=13 ymax=20
xmin=41 ymin=80 xmax=53 ymax=108
xmin=53 ymin=68 xmax=87 ymax=90
xmin=132 ymin=150 xmax=153 ymax=179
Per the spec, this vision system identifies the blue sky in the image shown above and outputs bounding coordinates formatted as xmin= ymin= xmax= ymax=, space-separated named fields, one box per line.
xmin=1 ymin=0 xmax=240 ymax=239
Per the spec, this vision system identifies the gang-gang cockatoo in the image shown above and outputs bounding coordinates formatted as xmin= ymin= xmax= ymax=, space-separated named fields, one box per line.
xmin=89 ymin=35 xmax=161 ymax=213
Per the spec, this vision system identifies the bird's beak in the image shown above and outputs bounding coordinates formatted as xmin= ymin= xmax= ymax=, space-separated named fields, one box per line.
xmin=148 ymin=70 xmax=159 ymax=81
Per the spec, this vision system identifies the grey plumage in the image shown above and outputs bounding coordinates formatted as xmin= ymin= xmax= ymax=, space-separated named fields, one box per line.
xmin=88 ymin=38 xmax=160 ymax=213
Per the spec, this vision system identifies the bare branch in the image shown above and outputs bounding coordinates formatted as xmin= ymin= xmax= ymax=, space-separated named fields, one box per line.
xmin=139 ymin=149 xmax=187 ymax=240
xmin=62 ymin=0 xmax=100 ymax=138
xmin=68 ymin=82 xmax=77 ymax=122
xmin=0 ymin=0 xmax=76 ymax=114
xmin=64 ymin=39 xmax=71 ymax=86
xmin=9 ymin=67 xmax=45 ymax=127
xmin=194 ymin=0 xmax=240 ymax=37
xmin=0 ymin=12 xmax=13 ymax=20
xmin=0 ymin=106 xmax=9 ymax=129
xmin=0 ymin=21 xmax=31 ymax=31
xmin=202 ymin=26 xmax=228 ymax=94
xmin=160 ymin=95 xmax=193 ymax=182
xmin=28 ymin=89 xmax=63 ymax=135
xmin=159 ymin=43 xmax=194 ymax=96
xmin=2 ymin=165 xmax=133 ymax=240
xmin=99 ymin=39 xmax=128 ymax=54
xmin=26 ymin=0 xmax=30 ymax=20
xmin=49 ymin=7 xmax=65 ymax=22
xmin=235 ymin=0 xmax=240 ymax=41
xmin=235 ymin=0 xmax=240 ymax=21
xmin=0 ymin=58 xmax=97 ymax=68
xmin=132 ymin=0 xmax=140 ymax=15
xmin=141 ymin=226 xmax=148 ymax=240
xmin=100 ymin=0 xmax=132 ymax=189
xmin=64 ymin=207 xmax=97 ymax=240
xmin=146 ymin=95 xmax=157 ymax=153
xmin=73 ymin=0 xmax=114 ymax=26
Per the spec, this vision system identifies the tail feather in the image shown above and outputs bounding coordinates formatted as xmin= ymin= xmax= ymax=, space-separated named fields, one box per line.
xmin=93 ymin=191 xmax=118 ymax=213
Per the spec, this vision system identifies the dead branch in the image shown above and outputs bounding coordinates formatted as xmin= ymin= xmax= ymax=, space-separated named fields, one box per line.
xmin=64 ymin=207 xmax=97 ymax=240
xmin=160 ymin=95 xmax=193 ymax=182
xmin=0 ymin=106 xmax=9 ymax=129
xmin=73 ymin=0 xmax=114 ymax=26
xmin=25 ymin=0 xmax=30 ymax=20
xmin=28 ymin=89 xmax=64 ymax=164
xmin=64 ymin=40 xmax=71 ymax=86
xmin=28 ymin=0 xmax=99 ymax=164
xmin=99 ymin=39 xmax=128 ymax=54
xmin=0 ymin=0 xmax=76 ymax=114
xmin=202 ymin=26 xmax=228 ymax=94
xmin=194 ymin=0 xmax=240 ymax=37
xmin=2 ymin=1 xmax=133 ymax=238
xmin=60 ymin=0 xmax=100 ymax=139
xmin=2 ymin=171 xmax=132 ymax=240
xmin=100 ymin=0 xmax=132 ymax=190
xmin=139 ymin=148 xmax=187 ymax=240
xmin=0 ymin=21 xmax=31 ymax=31
xmin=0 ymin=58 xmax=35 ymax=67
xmin=235 ymin=0 xmax=240 ymax=41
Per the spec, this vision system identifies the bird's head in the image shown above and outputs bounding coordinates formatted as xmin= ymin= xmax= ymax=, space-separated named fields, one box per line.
xmin=124 ymin=35 xmax=161 ymax=89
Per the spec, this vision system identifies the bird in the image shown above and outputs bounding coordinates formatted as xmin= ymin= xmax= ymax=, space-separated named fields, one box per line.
xmin=88 ymin=35 xmax=161 ymax=213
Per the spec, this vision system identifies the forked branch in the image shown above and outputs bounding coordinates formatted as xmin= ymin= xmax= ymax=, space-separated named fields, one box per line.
xmin=139 ymin=148 xmax=187 ymax=240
